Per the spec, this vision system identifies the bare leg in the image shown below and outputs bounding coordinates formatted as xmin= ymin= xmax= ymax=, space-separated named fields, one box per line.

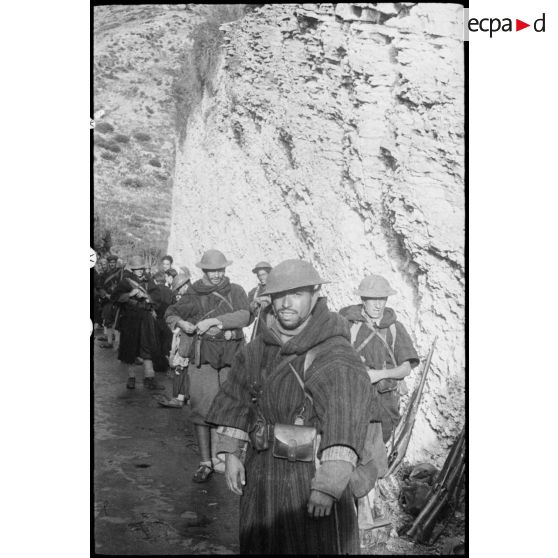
xmin=194 ymin=424 xmax=212 ymax=463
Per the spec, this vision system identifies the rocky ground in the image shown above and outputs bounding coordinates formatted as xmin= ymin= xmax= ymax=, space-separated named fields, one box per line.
xmin=93 ymin=5 xmax=198 ymax=253
xmin=93 ymin=331 xmax=463 ymax=554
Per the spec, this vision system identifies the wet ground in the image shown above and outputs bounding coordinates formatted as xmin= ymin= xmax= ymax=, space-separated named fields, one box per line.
xmin=93 ymin=338 xmax=239 ymax=555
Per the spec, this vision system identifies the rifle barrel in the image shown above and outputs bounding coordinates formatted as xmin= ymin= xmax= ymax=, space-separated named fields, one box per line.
xmin=386 ymin=337 xmax=437 ymax=475
xmin=250 ymin=306 xmax=262 ymax=342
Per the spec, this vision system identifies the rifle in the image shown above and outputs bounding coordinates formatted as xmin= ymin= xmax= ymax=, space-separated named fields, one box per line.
xmin=111 ymin=266 xmax=125 ymax=330
xmin=126 ymin=277 xmax=151 ymax=302
xmin=404 ymin=427 xmax=466 ymax=543
xmin=250 ymin=306 xmax=262 ymax=343
xmin=386 ymin=336 xmax=437 ymax=476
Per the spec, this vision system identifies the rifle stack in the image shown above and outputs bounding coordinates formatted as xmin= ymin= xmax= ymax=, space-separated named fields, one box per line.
xmin=404 ymin=426 xmax=466 ymax=544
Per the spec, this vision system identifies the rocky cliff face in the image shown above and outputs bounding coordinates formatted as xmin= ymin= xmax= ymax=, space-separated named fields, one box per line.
xmin=168 ymin=3 xmax=465 ymax=465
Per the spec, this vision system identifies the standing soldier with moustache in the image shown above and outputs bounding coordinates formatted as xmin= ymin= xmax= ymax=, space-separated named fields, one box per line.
xmin=164 ymin=250 xmax=250 ymax=482
xmin=206 ymin=260 xmax=375 ymax=554
xmin=113 ymin=256 xmax=166 ymax=391
xmin=247 ymin=261 xmax=272 ymax=339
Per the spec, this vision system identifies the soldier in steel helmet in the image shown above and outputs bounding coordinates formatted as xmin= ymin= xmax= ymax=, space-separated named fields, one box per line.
xmin=112 ymin=256 xmax=167 ymax=391
xmin=164 ymin=249 xmax=250 ymax=482
xmin=206 ymin=259 xmax=374 ymax=554
xmin=247 ymin=261 xmax=272 ymax=338
xmin=339 ymin=274 xmax=419 ymax=444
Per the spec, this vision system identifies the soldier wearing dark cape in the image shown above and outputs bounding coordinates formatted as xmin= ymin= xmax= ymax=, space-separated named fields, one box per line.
xmin=206 ymin=260 xmax=375 ymax=555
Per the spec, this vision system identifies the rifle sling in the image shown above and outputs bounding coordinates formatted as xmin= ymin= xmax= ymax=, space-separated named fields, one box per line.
xmin=211 ymin=291 xmax=235 ymax=312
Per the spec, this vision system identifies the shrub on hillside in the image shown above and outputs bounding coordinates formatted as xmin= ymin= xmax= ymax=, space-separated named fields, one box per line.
xmin=95 ymin=122 xmax=115 ymax=134
xmin=93 ymin=213 xmax=114 ymax=256
xmin=95 ymin=136 xmax=121 ymax=153
xmin=122 ymin=177 xmax=145 ymax=188
xmin=148 ymin=158 xmax=162 ymax=167
xmin=114 ymin=133 xmax=130 ymax=143
xmin=171 ymin=5 xmax=250 ymax=141
xmin=134 ymin=132 xmax=151 ymax=142
xmin=101 ymin=151 xmax=117 ymax=161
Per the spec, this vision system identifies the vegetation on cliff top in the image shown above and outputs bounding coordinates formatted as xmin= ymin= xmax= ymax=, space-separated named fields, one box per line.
xmin=171 ymin=5 xmax=252 ymax=141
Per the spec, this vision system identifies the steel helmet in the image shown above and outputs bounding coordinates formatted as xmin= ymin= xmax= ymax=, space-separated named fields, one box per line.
xmin=357 ymin=274 xmax=397 ymax=298
xmin=128 ymin=255 xmax=146 ymax=270
xmin=172 ymin=273 xmax=190 ymax=292
xmin=252 ymin=261 xmax=272 ymax=274
xmin=106 ymin=254 xmax=118 ymax=262
xmin=195 ymin=249 xmax=232 ymax=270
xmin=263 ymin=259 xmax=328 ymax=295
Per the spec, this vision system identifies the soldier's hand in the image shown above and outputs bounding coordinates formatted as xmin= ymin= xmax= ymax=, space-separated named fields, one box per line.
xmin=197 ymin=318 xmax=221 ymax=334
xmin=307 ymin=490 xmax=335 ymax=518
xmin=178 ymin=320 xmax=196 ymax=334
xmin=129 ymin=288 xmax=140 ymax=297
xmin=367 ymin=369 xmax=385 ymax=384
xmin=225 ymin=453 xmax=246 ymax=496
xmin=255 ymin=296 xmax=270 ymax=309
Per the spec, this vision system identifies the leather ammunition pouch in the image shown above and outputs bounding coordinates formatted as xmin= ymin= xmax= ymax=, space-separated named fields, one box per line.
xmin=272 ymin=423 xmax=317 ymax=463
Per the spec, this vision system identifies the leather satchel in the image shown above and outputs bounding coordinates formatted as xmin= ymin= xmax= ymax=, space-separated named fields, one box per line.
xmin=271 ymin=423 xmax=317 ymax=463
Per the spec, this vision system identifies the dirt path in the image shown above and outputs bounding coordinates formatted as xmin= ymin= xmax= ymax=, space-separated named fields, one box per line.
xmin=93 ymin=335 xmax=462 ymax=555
xmin=93 ymin=339 xmax=239 ymax=554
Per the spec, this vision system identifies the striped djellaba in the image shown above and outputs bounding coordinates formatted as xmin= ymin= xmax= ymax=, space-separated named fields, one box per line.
xmin=206 ymin=297 xmax=374 ymax=555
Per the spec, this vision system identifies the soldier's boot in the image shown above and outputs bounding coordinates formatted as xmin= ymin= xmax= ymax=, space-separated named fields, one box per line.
xmin=143 ymin=359 xmax=165 ymax=390
xmin=143 ymin=377 xmax=165 ymax=390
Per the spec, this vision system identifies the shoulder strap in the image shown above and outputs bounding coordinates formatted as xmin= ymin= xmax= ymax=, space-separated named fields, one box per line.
xmin=211 ymin=291 xmax=235 ymax=312
xmin=288 ymin=362 xmax=314 ymax=406
xmin=390 ymin=323 xmax=397 ymax=353
xmin=350 ymin=322 xmax=362 ymax=344
xmin=304 ymin=346 xmax=319 ymax=374
xmin=376 ymin=326 xmax=398 ymax=366
xmin=103 ymin=269 xmax=121 ymax=286
xmin=287 ymin=341 xmax=327 ymax=407
xmin=355 ymin=329 xmax=378 ymax=354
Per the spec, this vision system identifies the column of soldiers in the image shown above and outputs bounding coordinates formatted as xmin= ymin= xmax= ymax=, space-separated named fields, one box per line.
xmin=93 ymin=248 xmax=419 ymax=555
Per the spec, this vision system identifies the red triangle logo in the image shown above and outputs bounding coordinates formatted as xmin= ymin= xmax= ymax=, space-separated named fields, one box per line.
xmin=516 ymin=19 xmax=530 ymax=31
